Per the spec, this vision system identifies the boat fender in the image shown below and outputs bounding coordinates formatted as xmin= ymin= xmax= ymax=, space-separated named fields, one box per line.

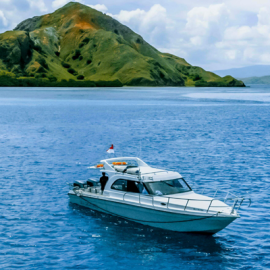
xmin=114 ymin=165 xmax=128 ymax=172
xmin=96 ymin=164 xmax=104 ymax=168
xmin=112 ymin=162 xmax=127 ymax=166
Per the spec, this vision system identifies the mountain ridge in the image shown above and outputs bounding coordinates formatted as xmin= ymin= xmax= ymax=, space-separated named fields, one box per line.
xmin=0 ymin=2 xmax=245 ymax=87
xmin=213 ymin=65 xmax=270 ymax=79
xmin=240 ymin=75 xmax=270 ymax=84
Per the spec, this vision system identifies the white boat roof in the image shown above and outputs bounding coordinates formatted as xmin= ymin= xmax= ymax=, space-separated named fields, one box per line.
xmin=98 ymin=157 xmax=182 ymax=182
xmin=100 ymin=157 xmax=148 ymax=164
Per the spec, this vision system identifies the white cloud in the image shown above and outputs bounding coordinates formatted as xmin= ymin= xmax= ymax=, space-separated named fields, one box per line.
xmin=257 ymin=7 xmax=270 ymax=25
xmin=218 ymin=8 xmax=270 ymax=64
xmin=222 ymin=8 xmax=270 ymax=43
xmin=88 ymin=4 xmax=108 ymax=13
xmin=86 ymin=3 xmax=270 ymax=69
xmin=185 ymin=4 xmax=230 ymax=45
xmin=190 ymin=36 xmax=202 ymax=46
xmin=112 ymin=8 xmax=145 ymax=24
xmin=112 ymin=4 xmax=173 ymax=46
xmin=52 ymin=0 xmax=69 ymax=9
xmin=28 ymin=0 xmax=47 ymax=12
xmin=182 ymin=4 xmax=270 ymax=69
xmin=52 ymin=0 xmax=85 ymax=10
xmin=0 ymin=10 xmax=8 ymax=26
xmin=226 ymin=50 xmax=237 ymax=60
xmin=226 ymin=0 xmax=270 ymax=14
xmin=113 ymin=4 xmax=169 ymax=29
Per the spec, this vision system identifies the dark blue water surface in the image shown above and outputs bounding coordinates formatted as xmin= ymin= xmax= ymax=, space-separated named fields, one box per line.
xmin=0 ymin=86 xmax=269 ymax=269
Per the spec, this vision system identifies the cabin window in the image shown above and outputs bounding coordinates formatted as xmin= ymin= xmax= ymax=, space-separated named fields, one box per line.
xmin=111 ymin=180 xmax=148 ymax=194
xmin=144 ymin=178 xmax=192 ymax=196
xmin=111 ymin=179 xmax=127 ymax=191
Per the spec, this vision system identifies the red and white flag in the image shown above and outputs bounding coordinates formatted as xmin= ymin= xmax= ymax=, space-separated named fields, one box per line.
xmin=107 ymin=144 xmax=114 ymax=154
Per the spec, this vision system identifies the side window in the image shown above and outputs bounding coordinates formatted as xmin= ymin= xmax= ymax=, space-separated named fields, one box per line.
xmin=111 ymin=180 xmax=141 ymax=193
xmin=127 ymin=181 xmax=140 ymax=193
xmin=111 ymin=180 xmax=127 ymax=191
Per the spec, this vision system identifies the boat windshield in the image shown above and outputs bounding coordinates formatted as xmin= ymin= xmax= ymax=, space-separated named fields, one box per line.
xmin=144 ymin=178 xmax=192 ymax=196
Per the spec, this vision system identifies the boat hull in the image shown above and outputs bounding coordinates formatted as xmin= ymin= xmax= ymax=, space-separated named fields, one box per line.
xmin=69 ymin=192 xmax=237 ymax=234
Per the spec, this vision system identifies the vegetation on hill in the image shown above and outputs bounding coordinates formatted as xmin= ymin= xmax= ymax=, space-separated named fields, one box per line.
xmin=0 ymin=73 xmax=122 ymax=87
xmin=0 ymin=2 xmax=245 ymax=87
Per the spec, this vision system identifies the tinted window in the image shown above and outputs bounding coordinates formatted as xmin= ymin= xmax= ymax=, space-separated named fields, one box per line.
xmin=111 ymin=180 xmax=148 ymax=194
xmin=111 ymin=179 xmax=127 ymax=191
xmin=144 ymin=178 xmax=191 ymax=196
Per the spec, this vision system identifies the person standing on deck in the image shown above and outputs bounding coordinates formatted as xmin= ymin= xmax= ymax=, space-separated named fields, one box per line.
xmin=100 ymin=172 xmax=109 ymax=194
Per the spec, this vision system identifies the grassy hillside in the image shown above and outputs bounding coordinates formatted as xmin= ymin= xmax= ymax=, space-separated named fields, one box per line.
xmin=0 ymin=2 xmax=245 ymax=87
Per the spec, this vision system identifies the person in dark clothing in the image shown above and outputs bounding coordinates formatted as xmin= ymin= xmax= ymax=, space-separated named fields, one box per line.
xmin=100 ymin=172 xmax=109 ymax=194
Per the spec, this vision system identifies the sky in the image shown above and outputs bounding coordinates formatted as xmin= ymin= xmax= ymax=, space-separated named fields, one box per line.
xmin=1 ymin=0 xmax=270 ymax=70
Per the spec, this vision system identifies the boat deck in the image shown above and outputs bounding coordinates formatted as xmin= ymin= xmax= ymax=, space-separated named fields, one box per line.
xmin=71 ymin=187 xmax=240 ymax=217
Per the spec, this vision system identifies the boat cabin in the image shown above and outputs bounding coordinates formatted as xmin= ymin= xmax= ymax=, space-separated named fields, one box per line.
xmin=90 ymin=157 xmax=192 ymax=197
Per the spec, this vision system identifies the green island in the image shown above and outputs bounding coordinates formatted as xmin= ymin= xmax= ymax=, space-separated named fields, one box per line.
xmin=240 ymin=76 xmax=270 ymax=85
xmin=0 ymin=2 xmax=245 ymax=88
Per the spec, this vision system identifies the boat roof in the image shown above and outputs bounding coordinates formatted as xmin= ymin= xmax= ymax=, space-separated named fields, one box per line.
xmin=100 ymin=157 xmax=148 ymax=166
xmin=97 ymin=157 xmax=182 ymax=182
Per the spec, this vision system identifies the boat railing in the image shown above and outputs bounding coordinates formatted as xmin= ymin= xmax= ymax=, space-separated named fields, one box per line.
xmin=109 ymin=190 xmax=250 ymax=215
xmin=69 ymin=183 xmax=251 ymax=215
xmin=200 ymin=187 xmax=239 ymax=202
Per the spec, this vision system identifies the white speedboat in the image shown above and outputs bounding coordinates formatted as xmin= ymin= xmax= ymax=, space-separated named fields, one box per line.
xmin=68 ymin=157 xmax=247 ymax=234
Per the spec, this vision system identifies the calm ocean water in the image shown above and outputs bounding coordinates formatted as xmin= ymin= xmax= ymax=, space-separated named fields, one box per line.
xmin=0 ymin=86 xmax=269 ymax=269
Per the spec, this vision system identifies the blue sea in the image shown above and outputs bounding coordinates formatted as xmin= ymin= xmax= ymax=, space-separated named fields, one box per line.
xmin=0 ymin=86 xmax=269 ymax=269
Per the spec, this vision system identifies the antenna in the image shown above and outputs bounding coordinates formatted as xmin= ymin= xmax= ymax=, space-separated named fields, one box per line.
xmin=139 ymin=141 xmax=142 ymax=158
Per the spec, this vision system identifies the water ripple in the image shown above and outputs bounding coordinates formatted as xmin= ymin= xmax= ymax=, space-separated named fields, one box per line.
xmin=0 ymin=87 xmax=269 ymax=269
